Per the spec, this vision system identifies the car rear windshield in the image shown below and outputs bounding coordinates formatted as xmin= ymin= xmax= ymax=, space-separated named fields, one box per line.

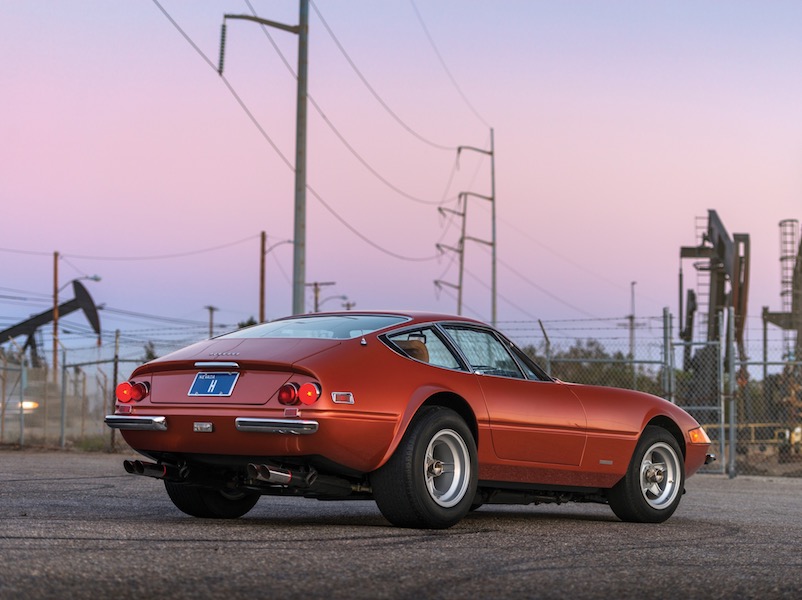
xmin=221 ymin=314 xmax=408 ymax=340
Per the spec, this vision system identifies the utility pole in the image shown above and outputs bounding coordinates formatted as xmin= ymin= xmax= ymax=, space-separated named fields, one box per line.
xmin=456 ymin=128 xmax=496 ymax=326
xmin=52 ymin=251 xmax=59 ymax=384
xmin=260 ymin=231 xmax=266 ymax=323
xmin=204 ymin=305 xmax=218 ymax=338
xmin=305 ymin=281 xmax=335 ymax=313
xmin=220 ymin=0 xmax=309 ymax=316
xmin=259 ymin=232 xmax=294 ymax=323
xmin=293 ymin=0 xmax=310 ymax=316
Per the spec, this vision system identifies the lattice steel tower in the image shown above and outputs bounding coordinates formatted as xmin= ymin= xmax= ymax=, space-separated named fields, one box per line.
xmin=779 ymin=219 xmax=800 ymax=359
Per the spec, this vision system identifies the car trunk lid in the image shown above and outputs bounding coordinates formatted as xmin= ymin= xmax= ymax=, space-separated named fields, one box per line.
xmin=141 ymin=338 xmax=341 ymax=405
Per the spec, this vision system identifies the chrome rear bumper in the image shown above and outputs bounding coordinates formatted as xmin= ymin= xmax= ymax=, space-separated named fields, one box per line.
xmin=235 ymin=417 xmax=319 ymax=435
xmin=105 ymin=415 xmax=167 ymax=431
xmin=104 ymin=415 xmax=319 ymax=435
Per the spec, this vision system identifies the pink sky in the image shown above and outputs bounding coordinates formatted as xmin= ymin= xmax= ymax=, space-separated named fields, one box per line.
xmin=2 ymin=1 xmax=801 ymax=354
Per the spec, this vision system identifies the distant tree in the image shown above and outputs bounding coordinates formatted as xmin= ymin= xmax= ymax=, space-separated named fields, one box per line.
xmin=143 ymin=341 xmax=158 ymax=361
xmin=524 ymin=338 xmax=662 ymax=395
xmin=238 ymin=316 xmax=257 ymax=329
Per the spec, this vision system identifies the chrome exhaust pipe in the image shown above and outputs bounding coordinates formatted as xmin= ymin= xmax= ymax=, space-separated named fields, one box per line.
xmin=245 ymin=463 xmax=355 ymax=498
xmin=122 ymin=459 xmax=181 ymax=480
xmin=246 ymin=463 xmax=314 ymax=487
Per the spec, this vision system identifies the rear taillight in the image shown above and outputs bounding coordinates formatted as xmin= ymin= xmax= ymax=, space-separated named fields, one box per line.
xmin=298 ymin=382 xmax=321 ymax=405
xmin=116 ymin=381 xmax=149 ymax=403
xmin=277 ymin=381 xmax=321 ymax=406
xmin=278 ymin=383 xmax=300 ymax=405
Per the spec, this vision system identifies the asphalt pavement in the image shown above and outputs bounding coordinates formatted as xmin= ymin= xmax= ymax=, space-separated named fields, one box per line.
xmin=1 ymin=447 xmax=800 ymax=599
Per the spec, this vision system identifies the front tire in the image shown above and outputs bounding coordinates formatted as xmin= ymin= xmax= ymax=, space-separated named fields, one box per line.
xmin=164 ymin=481 xmax=260 ymax=519
xmin=607 ymin=426 xmax=685 ymax=523
xmin=371 ymin=406 xmax=477 ymax=529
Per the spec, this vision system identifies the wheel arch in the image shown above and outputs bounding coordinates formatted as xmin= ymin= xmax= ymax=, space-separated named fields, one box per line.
xmin=645 ymin=415 xmax=686 ymax=458
xmin=419 ymin=392 xmax=479 ymax=447
xmin=374 ymin=388 xmax=479 ymax=471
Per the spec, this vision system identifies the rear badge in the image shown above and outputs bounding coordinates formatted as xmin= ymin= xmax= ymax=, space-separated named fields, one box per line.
xmin=194 ymin=422 xmax=214 ymax=433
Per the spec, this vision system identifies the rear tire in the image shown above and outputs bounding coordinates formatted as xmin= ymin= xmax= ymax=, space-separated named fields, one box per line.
xmin=371 ymin=406 xmax=477 ymax=529
xmin=164 ymin=481 xmax=260 ymax=519
xmin=607 ymin=426 xmax=685 ymax=523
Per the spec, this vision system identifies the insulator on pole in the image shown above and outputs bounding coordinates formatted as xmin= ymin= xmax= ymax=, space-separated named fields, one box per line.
xmin=218 ymin=22 xmax=227 ymax=75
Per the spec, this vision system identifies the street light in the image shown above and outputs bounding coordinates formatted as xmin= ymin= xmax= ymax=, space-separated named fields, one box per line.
xmin=318 ymin=295 xmax=347 ymax=312
xmin=260 ymin=232 xmax=294 ymax=322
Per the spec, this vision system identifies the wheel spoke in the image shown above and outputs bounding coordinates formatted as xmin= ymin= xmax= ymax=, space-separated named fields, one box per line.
xmin=643 ymin=481 xmax=662 ymax=497
xmin=422 ymin=429 xmax=471 ymax=508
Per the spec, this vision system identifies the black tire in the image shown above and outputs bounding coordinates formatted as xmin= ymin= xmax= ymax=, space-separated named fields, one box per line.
xmin=607 ymin=426 xmax=685 ymax=523
xmin=164 ymin=481 xmax=260 ymax=519
xmin=371 ymin=406 xmax=477 ymax=529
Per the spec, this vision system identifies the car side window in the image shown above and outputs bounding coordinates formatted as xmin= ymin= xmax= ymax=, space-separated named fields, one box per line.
xmin=387 ymin=328 xmax=462 ymax=369
xmin=443 ymin=326 xmax=525 ymax=379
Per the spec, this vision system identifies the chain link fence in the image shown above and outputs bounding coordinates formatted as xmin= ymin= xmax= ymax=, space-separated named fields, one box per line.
xmin=2 ymin=311 xmax=801 ymax=478
xmin=0 ymin=357 xmax=141 ymax=451
xmin=504 ymin=310 xmax=802 ymax=478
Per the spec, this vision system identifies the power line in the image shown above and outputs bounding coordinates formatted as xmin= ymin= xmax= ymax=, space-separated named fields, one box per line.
xmin=409 ymin=0 xmax=490 ymax=129
xmin=152 ymin=0 xmax=293 ymax=169
xmin=0 ymin=247 xmax=51 ymax=257
xmin=308 ymin=93 xmax=447 ymax=206
xmin=152 ymin=0 xmax=440 ymax=263
xmin=309 ymin=0 xmax=456 ymax=152
xmin=101 ymin=306 xmax=211 ymax=327
xmin=467 ymin=240 xmax=596 ymax=318
xmin=0 ymin=286 xmax=51 ymax=299
xmin=306 ymin=183 xmax=439 ymax=262
xmin=497 ymin=254 xmax=597 ymax=318
xmin=462 ymin=265 xmax=540 ymax=321
xmin=64 ymin=234 xmax=259 ymax=262
xmin=242 ymin=0 xmax=451 ymax=207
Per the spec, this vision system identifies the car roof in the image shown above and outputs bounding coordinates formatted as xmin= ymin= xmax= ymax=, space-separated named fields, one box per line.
xmin=282 ymin=311 xmax=485 ymax=328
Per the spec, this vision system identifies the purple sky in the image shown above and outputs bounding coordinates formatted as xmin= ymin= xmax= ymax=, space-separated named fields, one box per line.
xmin=2 ymin=1 xmax=801 ymax=352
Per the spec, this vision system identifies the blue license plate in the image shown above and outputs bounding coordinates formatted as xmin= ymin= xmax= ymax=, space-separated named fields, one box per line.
xmin=188 ymin=372 xmax=239 ymax=397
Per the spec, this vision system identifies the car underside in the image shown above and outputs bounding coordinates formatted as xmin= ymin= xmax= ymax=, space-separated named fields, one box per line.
xmin=127 ymin=449 xmax=612 ymax=509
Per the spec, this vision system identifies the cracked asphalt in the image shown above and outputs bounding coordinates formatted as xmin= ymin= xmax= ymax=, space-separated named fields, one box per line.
xmin=1 ymin=448 xmax=800 ymax=599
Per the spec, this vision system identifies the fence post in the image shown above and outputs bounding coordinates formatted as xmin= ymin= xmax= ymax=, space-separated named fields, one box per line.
xmin=19 ymin=361 xmax=26 ymax=447
xmin=60 ymin=350 xmax=67 ymax=449
xmin=716 ymin=312 xmax=726 ymax=469
xmin=538 ymin=319 xmax=551 ymax=377
xmin=0 ymin=356 xmax=6 ymax=442
xmin=662 ymin=308 xmax=672 ymax=402
xmin=110 ymin=329 xmax=120 ymax=452
xmin=727 ymin=306 xmax=737 ymax=478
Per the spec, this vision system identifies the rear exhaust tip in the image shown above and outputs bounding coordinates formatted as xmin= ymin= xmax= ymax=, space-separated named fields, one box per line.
xmin=123 ymin=460 xmax=136 ymax=474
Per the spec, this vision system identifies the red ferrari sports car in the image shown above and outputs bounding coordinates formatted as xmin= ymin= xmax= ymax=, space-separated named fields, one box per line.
xmin=106 ymin=311 xmax=713 ymax=529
